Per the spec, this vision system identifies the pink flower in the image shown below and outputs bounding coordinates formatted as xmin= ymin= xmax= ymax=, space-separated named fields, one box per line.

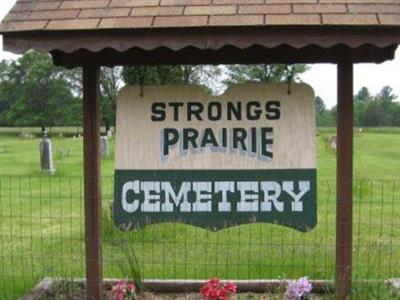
xmin=127 ymin=283 xmax=136 ymax=293
xmin=116 ymin=291 xmax=124 ymax=300
xmin=286 ymin=277 xmax=313 ymax=300
xmin=112 ymin=281 xmax=137 ymax=300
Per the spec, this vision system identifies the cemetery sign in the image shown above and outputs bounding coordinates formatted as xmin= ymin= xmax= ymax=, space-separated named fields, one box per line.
xmin=113 ymin=84 xmax=317 ymax=232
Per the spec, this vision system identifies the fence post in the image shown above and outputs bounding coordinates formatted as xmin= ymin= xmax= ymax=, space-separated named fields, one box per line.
xmin=336 ymin=62 xmax=354 ymax=299
xmin=83 ymin=65 xmax=103 ymax=300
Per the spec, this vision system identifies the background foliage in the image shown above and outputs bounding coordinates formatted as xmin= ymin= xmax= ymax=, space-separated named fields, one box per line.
xmin=0 ymin=51 xmax=399 ymax=129
xmin=316 ymin=85 xmax=400 ymax=127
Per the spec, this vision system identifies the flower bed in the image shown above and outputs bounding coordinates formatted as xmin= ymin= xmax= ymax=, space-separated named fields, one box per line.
xmin=21 ymin=278 xmax=332 ymax=300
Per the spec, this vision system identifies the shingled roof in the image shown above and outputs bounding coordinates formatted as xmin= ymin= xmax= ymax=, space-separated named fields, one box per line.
xmin=1 ymin=0 xmax=400 ymax=32
xmin=1 ymin=0 xmax=399 ymax=66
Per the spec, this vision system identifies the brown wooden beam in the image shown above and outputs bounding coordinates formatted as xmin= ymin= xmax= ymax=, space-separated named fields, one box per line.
xmin=83 ymin=65 xmax=103 ymax=300
xmin=336 ymin=62 xmax=354 ymax=300
xmin=51 ymin=44 xmax=397 ymax=68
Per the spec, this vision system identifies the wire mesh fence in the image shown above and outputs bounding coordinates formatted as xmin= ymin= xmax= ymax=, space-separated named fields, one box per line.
xmin=0 ymin=176 xmax=399 ymax=299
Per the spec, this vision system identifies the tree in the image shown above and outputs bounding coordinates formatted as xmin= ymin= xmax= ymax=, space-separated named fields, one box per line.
xmin=123 ymin=66 xmax=181 ymax=86
xmin=362 ymin=101 xmax=386 ymax=127
xmin=315 ymin=96 xmax=332 ymax=126
xmin=315 ymin=96 xmax=326 ymax=115
xmin=353 ymin=86 xmax=399 ymax=127
xmin=315 ymin=96 xmax=333 ymax=126
xmin=354 ymin=101 xmax=368 ymax=126
xmin=0 ymin=60 xmax=15 ymax=125
xmin=389 ymin=104 xmax=400 ymax=126
xmin=377 ymin=86 xmax=397 ymax=104
xmin=355 ymin=86 xmax=373 ymax=102
xmin=100 ymin=67 xmax=122 ymax=132
xmin=376 ymin=86 xmax=398 ymax=121
xmin=181 ymin=65 xmax=222 ymax=92
xmin=122 ymin=65 xmax=221 ymax=91
xmin=224 ymin=64 xmax=309 ymax=86
xmin=1 ymin=51 xmax=81 ymax=130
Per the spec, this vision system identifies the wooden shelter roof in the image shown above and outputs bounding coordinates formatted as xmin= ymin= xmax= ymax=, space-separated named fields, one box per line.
xmin=1 ymin=0 xmax=399 ymax=66
xmin=1 ymin=0 xmax=400 ymax=31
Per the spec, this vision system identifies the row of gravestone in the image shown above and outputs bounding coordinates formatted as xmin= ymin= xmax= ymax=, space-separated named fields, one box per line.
xmin=36 ymin=131 xmax=358 ymax=175
xmin=40 ymin=132 xmax=111 ymax=175
xmin=38 ymin=133 xmax=347 ymax=174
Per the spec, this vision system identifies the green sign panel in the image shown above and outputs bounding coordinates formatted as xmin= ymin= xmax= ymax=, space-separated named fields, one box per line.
xmin=113 ymin=169 xmax=317 ymax=232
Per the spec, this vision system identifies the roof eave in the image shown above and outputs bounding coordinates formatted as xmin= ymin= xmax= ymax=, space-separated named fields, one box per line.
xmin=2 ymin=26 xmax=400 ymax=66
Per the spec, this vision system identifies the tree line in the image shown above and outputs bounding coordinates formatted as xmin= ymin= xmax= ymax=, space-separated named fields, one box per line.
xmin=316 ymin=85 xmax=400 ymax=127
xmin=0 ymin=51 xmax=398 ymax=129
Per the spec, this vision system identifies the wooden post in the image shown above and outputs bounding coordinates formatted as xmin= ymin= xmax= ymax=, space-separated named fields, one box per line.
xmin=83 ymin=65 xmax=103 ymax=300
xmin=336 ymin=62 xmax=354 ymax=300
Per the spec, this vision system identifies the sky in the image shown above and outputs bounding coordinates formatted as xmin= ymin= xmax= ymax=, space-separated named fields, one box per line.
xmin=1 ymin=0 xmax=399 ymax=108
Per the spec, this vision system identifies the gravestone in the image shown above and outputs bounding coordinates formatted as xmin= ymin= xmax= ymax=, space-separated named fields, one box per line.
xmin=331 ymin=135 xmax=337 ymax=150
xmin=58 ymin=148 xmax=71 ymax=159
xmin=21 ymin=132 xmax=34 ymax=139
xmin=100 ymin=136 xmax=109 ymax=156
xmin=40 ymin=131 xmax=55 ymax=174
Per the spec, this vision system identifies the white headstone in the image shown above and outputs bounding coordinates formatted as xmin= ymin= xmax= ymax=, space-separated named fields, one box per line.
xmin=331 ymin=135 xmax=337 ymax=150
xmin=21 ymin=132 xmax=34 ymax=139
xmin=100 ymin=136 xmax=109 ymax=156
xmin=40 ymin=132 xmax=56 ymax=175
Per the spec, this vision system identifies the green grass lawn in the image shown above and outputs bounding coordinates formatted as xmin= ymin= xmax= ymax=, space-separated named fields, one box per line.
xmin=0 ymin=129 xmax=399 ymax=299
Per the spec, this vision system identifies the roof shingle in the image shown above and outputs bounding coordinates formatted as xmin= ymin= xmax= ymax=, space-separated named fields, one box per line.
xmin=1 ymin=0 xmax=400 ymax=32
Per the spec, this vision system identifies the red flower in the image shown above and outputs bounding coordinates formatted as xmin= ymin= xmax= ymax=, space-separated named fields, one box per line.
xmin=217 ymin=288 xmax=229 ymax=300
xmin=200 ymin=278 xmax=237 ymax=300
xmin=224 ymin=282 xmax=237 ymax=294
